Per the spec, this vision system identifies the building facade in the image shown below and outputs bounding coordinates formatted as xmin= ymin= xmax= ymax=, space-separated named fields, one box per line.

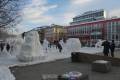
xmin=67 ymin=18 xmax=120 ymax=47
xmin=70 ymin=9 xmax=107 ymax=25
xmin=44 ymin=24 xmax=66 ymax=43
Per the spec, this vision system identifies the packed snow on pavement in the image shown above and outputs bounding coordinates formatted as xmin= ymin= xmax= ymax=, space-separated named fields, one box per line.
xmin=0 ymin=66 xmax=15 ymax=80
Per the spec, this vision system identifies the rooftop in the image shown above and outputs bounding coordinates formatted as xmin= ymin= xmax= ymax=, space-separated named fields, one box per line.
xmin=74 ymin=9 xmax=105 ymax=18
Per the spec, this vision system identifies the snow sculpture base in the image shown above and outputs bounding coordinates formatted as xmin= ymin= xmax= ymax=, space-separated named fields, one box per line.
xmin=17 ymin=31 xmax=45 ymax=62
xmin=18 ymin=55 xmax=45 ymax=62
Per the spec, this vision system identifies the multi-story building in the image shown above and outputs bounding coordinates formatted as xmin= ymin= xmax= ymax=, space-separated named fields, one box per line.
xmin=29 ymin=26 xmax=50 ymax=44
xmin=70 ymin=9 xmax=107 ymax=25
xmin=67 ymin=10 xmax=120 ymax=47
xmin=44 ymin=24 xmax=67 ymax=43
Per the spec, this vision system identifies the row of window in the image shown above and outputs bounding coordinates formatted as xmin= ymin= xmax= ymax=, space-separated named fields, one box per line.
xmin=68 ymin=24 xmax=102 ymax=35
xmin=68 ymin=20 xmax=120 ymax=41
xmin=73 ymin=11 xmax=104 ymax=22
xmin=106 ymin=21 xmax=120 ymax=41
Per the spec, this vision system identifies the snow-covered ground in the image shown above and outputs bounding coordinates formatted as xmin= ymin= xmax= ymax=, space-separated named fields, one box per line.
xmin=0 ymin=66 xmax=15 ymax=80
xmin=79 ymin=47 xmax=103 ymax=54
xmin=0 ymin=47 xmax=103 ymax=80
xmin=0 ymin=32 xmax=103 ymax=80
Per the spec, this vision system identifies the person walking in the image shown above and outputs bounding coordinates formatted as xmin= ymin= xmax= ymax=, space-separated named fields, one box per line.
xmin=102 ymin=40 xmax=110 ymax=56
xmin=110 ymin=40 xmax=115 ymax=57
xmin=57 ymin=43 xmax=62 ymax=53
xmin=0 ymin=42 xmax=4 ymax=52
xmin=22 ymin=32 xmax=25 ymax=39
xmin=6 ymin=43 xmax=10 ymax=52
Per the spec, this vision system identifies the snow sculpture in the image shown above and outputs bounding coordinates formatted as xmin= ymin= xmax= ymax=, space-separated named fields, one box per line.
xmin=11 ymin=36 xmax=24 ymax=56
xmin=42 ymin=39 xmax=51 ymax=54
xmin=60 ymin=40 xmax=68 ymax=53
xmin=0 ymin=44 xmax=10 ymax=57
xmin=0 ymin=36 xmax=24 ymax=57
xmin=66 ymin=38 xmax=81 ymax=52
xmin=17 ymin=31 xmax=45 ymax=62
xmin=95 ymin=39 xmax=104 ymax=48
xmin=43 ymin=39 xmax=49 ymax=50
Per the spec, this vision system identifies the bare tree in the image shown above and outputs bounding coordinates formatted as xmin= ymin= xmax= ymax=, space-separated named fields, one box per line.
xmin=0 ymin=0 xmax=27 ymax=39
xmin=0 ymin=0 xmax=26 ymax=28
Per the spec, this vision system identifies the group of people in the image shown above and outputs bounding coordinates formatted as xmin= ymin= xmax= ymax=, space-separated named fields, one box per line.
xmin=102 ymin=40 xmax=115 ymax=57
xmin=54 ymin=40 xmax=63 ymax=53
xmin=57 ymin=43 xmax=62 ymax=53
xmin=48 ymin=40 xmax=63 ymax=53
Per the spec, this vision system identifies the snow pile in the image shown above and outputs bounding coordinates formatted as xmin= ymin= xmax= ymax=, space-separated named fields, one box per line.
xmin=0 ymin=66 xmax=15 ymax=80
xmin=17 ymin=31 xmax=45 ymax=62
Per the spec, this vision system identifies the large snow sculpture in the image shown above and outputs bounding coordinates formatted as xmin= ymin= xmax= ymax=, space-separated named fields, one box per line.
xmin=66 ymin=38 xmax=81 ymax=52
xmin=17 ymin=31 xmax=45 ymax=62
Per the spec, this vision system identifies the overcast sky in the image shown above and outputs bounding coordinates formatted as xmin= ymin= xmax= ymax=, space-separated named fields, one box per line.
xmin=15 ymin=0 xmax=120 ymax=33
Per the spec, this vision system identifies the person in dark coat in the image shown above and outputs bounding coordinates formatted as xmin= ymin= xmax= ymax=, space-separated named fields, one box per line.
xmin=0 ymin=42 xmax=5 ymax=52
xmin=110 ymin=40 xmax=115 ymax=57
xmin=54 ymin=40 xmax=58 ymax=49
xmin=57 ymin=43 xmax=62 ymax=53
xmin=22 ymin=32 xmax=26 ymax=39
xmin=102 ymin=40 xmax=110 ymax=56
xmin=6 ymin=43 xmax=10 ymax=52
